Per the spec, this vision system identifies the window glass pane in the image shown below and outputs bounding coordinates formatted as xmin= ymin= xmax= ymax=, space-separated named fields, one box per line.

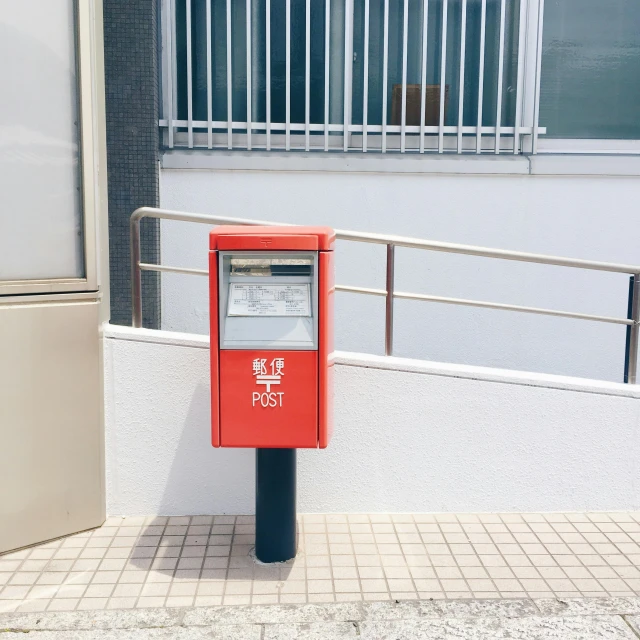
xmin=540 ymin=0 xmax=640 ymax=139
xmin=0 ymin=0 xmax=83 ymax=281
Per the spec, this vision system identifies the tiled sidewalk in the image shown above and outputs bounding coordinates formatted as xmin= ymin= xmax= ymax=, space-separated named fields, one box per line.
xmin=1 ymin=512 xmax=640 ymax=613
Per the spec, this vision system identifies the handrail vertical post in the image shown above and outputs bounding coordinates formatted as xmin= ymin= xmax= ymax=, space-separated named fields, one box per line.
xmin=385 ymin=243 xmax=395 ymax=356
xmin=131 ymin=214 xmax=143 ymax=328
xmin=626 ymin=274 xmax=640 ymax=384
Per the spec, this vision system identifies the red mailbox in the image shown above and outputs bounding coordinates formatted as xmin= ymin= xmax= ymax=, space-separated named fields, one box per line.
xmin=209 ymin=226 xmax=335 ymax=448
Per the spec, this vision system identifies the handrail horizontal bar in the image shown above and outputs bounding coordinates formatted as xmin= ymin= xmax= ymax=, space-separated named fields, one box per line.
xmin=137 ymin=265 xmax=633 ymax=325
xmin=140 ymin=265 xmax=633 ymax=327
xmin=131 ymin=207 xmax=289 ymax=228
xmin=139 ymin=263 xmax=209 ymax=276
xmin=394 ymin=291 xmax=632 ymax=326
xmin=132 ymin=207 xmax=640 ymax=275
xmin=336 ymin=231 xmax=640 ymax=275
xmin=137 ymin=272 xmax=633 ymax=326
xmin=336 ymin=284 xmax=386 ymax=296
xmin=337 ymin=284 xmax=632 ymax=325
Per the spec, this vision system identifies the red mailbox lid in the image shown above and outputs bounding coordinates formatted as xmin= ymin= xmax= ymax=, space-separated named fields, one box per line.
xmin=209 ymin=226 xmax=335 ymax=251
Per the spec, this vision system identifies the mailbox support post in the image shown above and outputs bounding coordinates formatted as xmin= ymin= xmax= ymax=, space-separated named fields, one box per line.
xmin=255 ymin=448 xmax=297 ymax=563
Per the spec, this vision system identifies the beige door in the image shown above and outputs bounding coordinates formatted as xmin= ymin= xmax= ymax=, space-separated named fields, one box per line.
xmin=0 ymin=0 xmax=108 ymax=553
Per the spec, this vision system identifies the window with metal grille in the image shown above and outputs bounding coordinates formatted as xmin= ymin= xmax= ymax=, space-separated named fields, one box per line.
xmin=161 ymin=0 xmax=550 ymax=153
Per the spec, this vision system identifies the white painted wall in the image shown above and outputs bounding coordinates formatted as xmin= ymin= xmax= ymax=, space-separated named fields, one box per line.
xmin=104 ymin=324 xmax=640 ymax=516
xmin=159 ymin=164 xmax=640 ymax=383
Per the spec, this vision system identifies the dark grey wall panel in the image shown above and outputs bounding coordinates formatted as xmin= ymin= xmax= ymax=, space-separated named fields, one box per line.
xmin=104 ymin=0 xmax=160 ymax=327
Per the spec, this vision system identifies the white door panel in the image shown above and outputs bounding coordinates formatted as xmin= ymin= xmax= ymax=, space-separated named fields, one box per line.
xmin=0 ymin=301 xmax=104 ymax=553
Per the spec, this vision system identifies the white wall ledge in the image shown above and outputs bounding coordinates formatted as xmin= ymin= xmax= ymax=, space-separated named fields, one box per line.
xmin=104 ymin=324 xmax=640 ymax=399
xmin=334 ymin=351 xmax=640 ymax=400
xmin=161 ymin=150 xmax=640 ymax=177
xmin=104 ymin=323 xmax=209 ymax=349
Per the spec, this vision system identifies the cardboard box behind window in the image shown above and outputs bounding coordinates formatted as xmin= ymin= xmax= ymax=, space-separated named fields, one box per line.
xmin=391 ymin=84 xmax=450 ymax=126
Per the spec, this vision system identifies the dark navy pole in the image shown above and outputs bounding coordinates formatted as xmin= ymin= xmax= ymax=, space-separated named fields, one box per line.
xmin=255 ymin=448 xmax=297 ymax=563
xmin=624 ymin=275 xmax=635 ymax=383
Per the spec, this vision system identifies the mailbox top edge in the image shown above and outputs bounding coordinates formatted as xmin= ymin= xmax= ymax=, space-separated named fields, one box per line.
xmin=209 ymin=226 xmax=335 ymax=251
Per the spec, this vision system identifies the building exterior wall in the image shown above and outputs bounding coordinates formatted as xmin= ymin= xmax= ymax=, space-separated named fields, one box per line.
xmin=104 ymin=325 xmax=640 ymax=516
xmin=158 ymin=161 xmax=640 ymax=383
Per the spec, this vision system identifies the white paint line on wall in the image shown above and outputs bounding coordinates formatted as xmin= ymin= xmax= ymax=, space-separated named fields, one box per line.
xmin=104 ymin=324 xmax=640 ymax=399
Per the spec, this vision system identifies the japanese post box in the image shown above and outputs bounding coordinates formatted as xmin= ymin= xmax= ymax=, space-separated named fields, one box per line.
xmin=209 ymin=226 xmax=334 ymax=448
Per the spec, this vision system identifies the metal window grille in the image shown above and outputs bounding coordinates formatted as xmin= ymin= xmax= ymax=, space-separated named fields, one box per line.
xmin=160 ymin=0 xmax=546 ymax=153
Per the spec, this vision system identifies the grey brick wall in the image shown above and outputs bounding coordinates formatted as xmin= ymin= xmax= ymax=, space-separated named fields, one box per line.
xmin=103 ymin=0 xmax=160 ymax=328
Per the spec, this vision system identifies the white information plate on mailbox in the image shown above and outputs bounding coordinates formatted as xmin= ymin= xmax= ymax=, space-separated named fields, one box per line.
xmin=228 ymin=284 xmax=311 ymax=317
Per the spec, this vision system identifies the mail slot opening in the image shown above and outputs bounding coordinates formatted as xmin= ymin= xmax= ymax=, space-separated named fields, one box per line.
xmin=229 ymin=257 xmax=313 ymax=277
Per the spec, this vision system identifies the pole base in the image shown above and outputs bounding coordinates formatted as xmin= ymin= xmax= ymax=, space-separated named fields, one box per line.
xmin=255 ymin=448 xmax=297 ymax=563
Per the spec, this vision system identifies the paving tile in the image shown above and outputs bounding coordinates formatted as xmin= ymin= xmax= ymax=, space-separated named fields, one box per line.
xmin=307 ymin=567 xmax=331 ymax=580
xmin=600 ymin=578 xmax=633 ymax=592
xmin=64 ymin=572 xmax=93 ymax=585
xmin=334 ymin=580 xmax=360 ymax=593
xmin=8 ymin=572 xmax=40 ymax=586
xmin=332 ymin=567 xmax=358 ymax=580
xmin=46 ymin=560 xmax=75 ymax=572
xmin=136 ymin=596 xmax=167 ymax=608
xmin=307 ymin=580 xmax=333 ymax=594
xmin=379 ymin=556 xmax=406 ymax=567
xmin=434 ymin=567 xmax=462 ymax=580
xmin=16 ymin=599 xmax=50 ymax=612
xmin=461 ymin=567 xmax=489 ymax=579
xmin=440 ymin=579 xmax=469 ymax=592
xmin=427 ymin=555 xmax=456 ymax=567
xmin=73 ymin=559 xmax=101 ymax=572
xmin=56 ymin=584 xmax=88 ymax=598
xmin=20 ymin=560 xmax=48 ymax=572
xmin=466 ymin=579 xmax=495 ymax=592
xmin=107 ymin=597 xmax=137 ymax=609
xmin=166 ymin=596 xmax=195 ymax=607
xmin=363 ymin=592 xmax=391 ymax=601
xmin=278 ymin=594 xmax=306 ymax=604
xmin=112 ymin=584 xmax=143 ymax=598
xmin=84 ymin=584 xmax=115 ymax=598
xmin=356 ymin=556 xmax=381 ymax=567
xmin=119 ymin=570 xmax=149 ymax=584
xmin=358 ymin=567 xmax=385 ymax=580
xmin=91 ymin=571 xmax=121 ymax=584
xmin=455 ymin=556 xmax=482 ymax=567
xmin=175 ymin=570 xmax=201 ymax=581
xmin=46 ymin=598 xmax=79 ymax=611
xmin=335 ymin=593 xmax=362 ymax=602
xmin=413 ymin=579 xmax=441 ymax=591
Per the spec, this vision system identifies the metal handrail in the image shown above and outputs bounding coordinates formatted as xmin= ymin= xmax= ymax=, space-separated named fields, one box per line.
xmin=131 ymin=207 xmax=640 ymax=383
